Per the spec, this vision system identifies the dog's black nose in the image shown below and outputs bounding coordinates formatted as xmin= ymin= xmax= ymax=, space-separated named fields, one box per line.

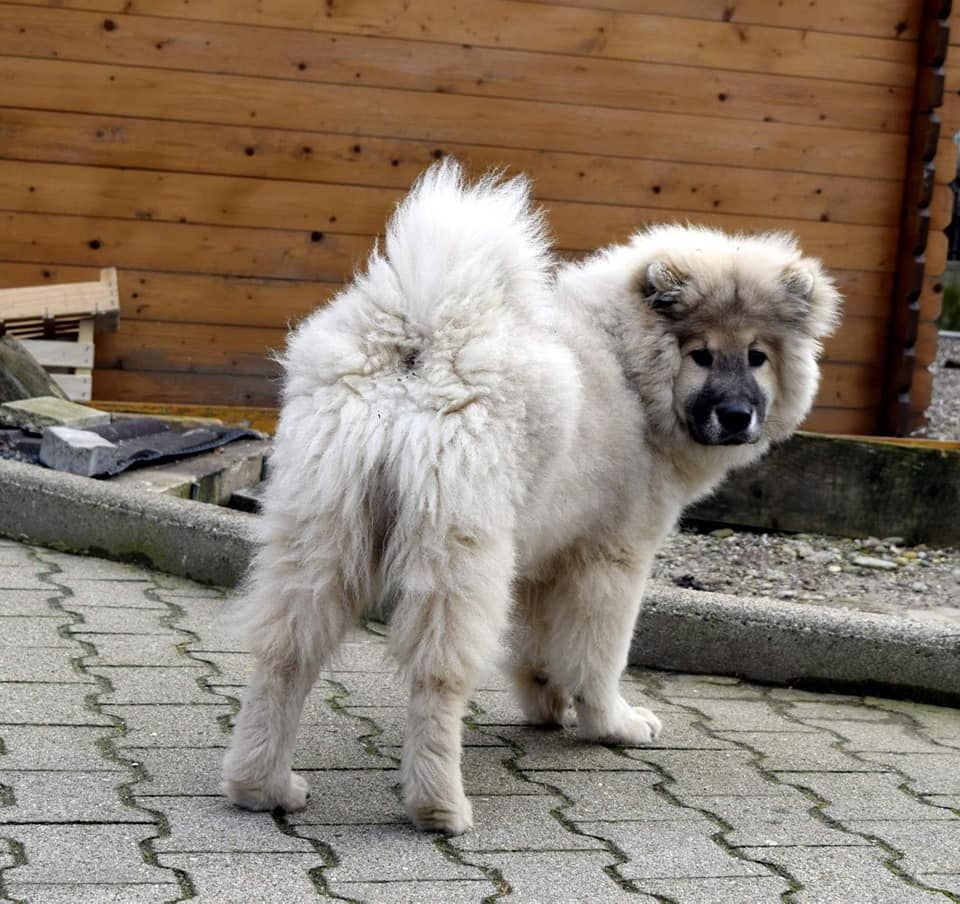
xmin=715 ymin=401 xmax=753 ymax=435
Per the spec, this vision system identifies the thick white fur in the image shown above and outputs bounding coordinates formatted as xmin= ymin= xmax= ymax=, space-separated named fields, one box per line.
xmin=222 ymin=161 xmax=841 ymax=834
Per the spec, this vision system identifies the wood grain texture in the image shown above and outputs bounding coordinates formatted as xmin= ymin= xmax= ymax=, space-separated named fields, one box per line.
xmin=3 ymin=5 xmax=913 ymax=133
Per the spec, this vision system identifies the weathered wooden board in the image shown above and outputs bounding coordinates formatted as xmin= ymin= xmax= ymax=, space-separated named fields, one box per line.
xmin=5 ymin=5 xmax=913 ymax=134
xmin=7 ymin=0 xmax=917 ymax=86
xmin=0 ymin=58 xmax=908 ymax=177
xmin=689 ymin=433 xmax=960 ymax=546
xmin=0 ymin=109 xmax=906 ymax=225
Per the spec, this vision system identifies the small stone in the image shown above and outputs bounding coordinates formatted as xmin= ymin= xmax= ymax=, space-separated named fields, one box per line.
xmin=709 ymin=528 xmax=734 ymax=539
xmin=861 ymin=537 xmax=881 ymax=549
xmin=910 ymin=582 xmax=927 ymax=593
xmin=827 ymin=564 xmax=843 ymax=574
xmin=902 ymin=551 xmax=919 ymax=560
xmin=39 ymin=426 xmax=118 ymax=477
xmin=778 ymin=589 xmax=797 ymax=599
xmin=895 ymin=557 xmax=910 ymax=566
xmin=792 ymin=541 xmax=816 ymax=559
xmin=952 ymin=569 xmax=960 ymax=585
xmin=852 ymin=555 xmax=898 ymax=571
xmin=881 ymin=536 xmax=905 ymax=546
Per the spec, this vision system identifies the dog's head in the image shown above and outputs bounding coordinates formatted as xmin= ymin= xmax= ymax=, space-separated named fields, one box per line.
xmin=632 ymin=227 xmax=842 ymax=448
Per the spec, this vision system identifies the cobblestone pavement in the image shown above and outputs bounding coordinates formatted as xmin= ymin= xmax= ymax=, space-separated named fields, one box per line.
xmin=2 ymin=540 xmax=960 ymax=903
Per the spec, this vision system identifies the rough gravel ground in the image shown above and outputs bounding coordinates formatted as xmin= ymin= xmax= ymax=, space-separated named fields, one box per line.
xmin=652 ymin=334 xmax=960 ymax=627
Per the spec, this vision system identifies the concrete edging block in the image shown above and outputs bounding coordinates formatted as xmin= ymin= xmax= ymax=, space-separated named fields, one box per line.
xmin=2 ymin=457 xmax=957 ymax=699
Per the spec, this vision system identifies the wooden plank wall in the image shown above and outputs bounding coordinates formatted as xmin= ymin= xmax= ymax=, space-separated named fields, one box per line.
xmin=0 ymin=0 xmax=951 ymax=434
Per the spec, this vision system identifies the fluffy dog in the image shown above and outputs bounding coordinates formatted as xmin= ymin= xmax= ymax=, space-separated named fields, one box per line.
xmin=222 ymin=161 xmax=841 ymax=834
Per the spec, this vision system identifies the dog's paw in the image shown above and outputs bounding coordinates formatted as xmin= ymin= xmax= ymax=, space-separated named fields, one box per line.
xmin=516 ymin=673 xmax=574 ymax=728
xmin=407 ymin=793 xmax=473 ymax=835
xmin=223 ymin=771 xmax=310 ymax=812
xmin=579 ymin=701 xmax=663 ymax=746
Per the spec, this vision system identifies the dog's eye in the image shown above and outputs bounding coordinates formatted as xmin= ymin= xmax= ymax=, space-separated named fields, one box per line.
xmin=748 ymin=349 xmax=767 ymax=367
xmin=690 ymin=348 xmax=713 ymax=367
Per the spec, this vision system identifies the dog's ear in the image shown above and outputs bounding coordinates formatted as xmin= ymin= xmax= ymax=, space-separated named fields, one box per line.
xmin=782 ymin=260 xmax=842 ymax=339
xmin=640 ymin=261 xmax=686 ymax=312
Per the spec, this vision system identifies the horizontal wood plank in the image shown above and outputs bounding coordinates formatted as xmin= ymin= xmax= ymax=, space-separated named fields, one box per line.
xmin=0 ymin=263 xmax=896 ymax=327
xmin=6 ymin=0 xmax=917 ymax=86
xmin=0 ymin=110 xmax=906 ymax=226
xmin=20 ymin=338 xmax=94 ymax=368
xmin=527 ymin=1 xmax=921 ymax=39
xmin=2 ymin=5 xmax=913 ymax=134
xmin=0 ymin=57 xmax=909 ymax=177
xmin=91 ymin=360 xmax=881 ymax=411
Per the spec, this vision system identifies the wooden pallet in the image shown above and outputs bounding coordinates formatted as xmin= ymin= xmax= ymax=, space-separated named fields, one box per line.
xmin=0 ymin=268 xmax=119 ymax=401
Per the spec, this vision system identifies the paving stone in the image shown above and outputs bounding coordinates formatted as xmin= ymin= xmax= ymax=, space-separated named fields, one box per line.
xmin=40 ymin=425 xmax=120 ymax=477
xmin=0 ymin=683 xmax=111 ymax=726
xmin=716 ymin=730 xmax=886 ymax=772
xmin=918 ymin=874 xmax=960 ymax=897
xmin=0 ymin=725 xmax=119 ymax=771
xmin=633 ymin=707 xmax=740 ymax=751
xmin=654 ymin=674 xmax=769 ymax=700
xmin=285 ymin=768 xmax=405 ymax=826
xmin=312 ymin=670 xmax=408 ymax=708
xmin=471 ymin=689 xmax=524 ymax=725
xmin=5 ymin=884 xmax=181 ymax=903
xmin=685 ymin=793 xmax=870 ymax=847
xmin=451 ymin=795 xmax=602 ymax=852
xmin=64 ymin=580 xmax=167 ymax=609
xmin=739 ymin=845 xmax=949 ymax=903
xmin=150 ymin=795 xmax=315 ymax=853
xmin=158 ymin=853 xmax=322 ymax=904
xmin=0 ymin=566 xmax=47 ymax=589
xmin=803 ymin=719 xmax=946 ymax=754
xmin=578 ymin=819 xmax=768 ymax=879
xmin=0 ymin=616 xmax=74 ymax=648
xmin=74 ymin=633 xmax=198 ymax=668
xmin=161 ymin=597 xmax=233 ymax=646
xmin=187 ymin=650 xmax=253 ymax=685
xmin=65 ymin=608 xmax=180 ymax=636
xmin=335 ymin=879 xmax=494 ymax=903
xmin=0 ymin=770 xmax=152 ymax=823
xmin=92 ymin=666 xmax=212 ymax=705
xmin=0 ymin=543 xmax=37 ymax=564
xmin=298 ymin=823 xmax=485 ymax=881
xmin=923 ymin=795 xmax=960 ymax=812
xmin=0 ymin=397 xmax=109 ymax=430
xmin=0 ymin=647 xmax=91 ymax=683
xmin=783 ymin=701 xmax=892 ymax=722
xmin=126 ymin=747 xmax=223 ymax=797
xmin=866 ymin=700 xmax=960 ymax=745
xmin=529 ymin=769 xmax=698 ymax=821
xmin=783 ymin=772 xmax=956 ymax=821
xmin=635 ymin=876 xmax=793 ymax=902
xmin=339 ymin=705 xmax=503 ymax=749
xmin=630 ymin=749 xmax=789 ymax=797
xmin=483 ymin=725 xmax=658 ymax=771
xmin=110 ymin=703 xmax=231 ymax=748
xmin=855 ymin=752 xmax=960 ymax=795
xmin=845 ymin=820 xmax=960 ymax=873
xmin=8 ymin=824 xmax=162 ymax=883
xmin=677 ymin=698 xmax=816 ymax=733
xmin=466 ymin=850 xmax=653 ymax=903
xmin=0 ymin=589 xmax=60 ymax=616
xmin=33 ymin=551 xmax=154 ymax=580
xmin=294 ymin=708 xmax=397 ymax=770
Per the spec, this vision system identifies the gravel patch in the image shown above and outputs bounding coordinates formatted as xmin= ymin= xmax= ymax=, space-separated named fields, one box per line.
xmin=652 ymin=526 xmax=960 ymax=626
xmin=916 ymin=333 xmax=960 ymax=441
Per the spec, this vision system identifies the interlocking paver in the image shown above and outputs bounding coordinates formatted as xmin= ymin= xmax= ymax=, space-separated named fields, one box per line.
xmin=3 ymin=541 xmax=960 ymax=903
xmin=297 ymin=823 xmax=486 ymax=882
xmin=0 ymin=770 xmax=152 ymax=823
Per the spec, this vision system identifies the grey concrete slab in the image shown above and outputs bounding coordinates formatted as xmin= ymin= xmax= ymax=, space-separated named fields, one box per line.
xmin=577 ymin=820 xmax=768 ymax=880
xmin=0 ymin=683 xmax=111 ymax=726
xmin=776 ymin=699 xmax=893 ymax=722
xmin=715 ymin=730 xmax=888 ymax=772
xmin=63 ymin=581 xmax=166 ymax=609
xmin=738 ymin=845 xmax=951 ymax=904
xmin=844 ymin=820 xmax=960 ymax=873
xmin=150 ymin=795 xmax=315 ymax=853
xmin=7 ymin=824 xmax=163 ymax=883
xmin=109 ymin=703 xmax=232 ymax=749
xmin=0 ymin=566 xmax=47 ymax=589
xmin=0 ymin=770 xmax=152 ymax=823
xmin=0 ymin=616 xmax=74 ymax=648
xmin=6 ymin=885 xmax=180 ymax=904
xmin=451 ymin=795 xmax=603 ymax=852
xmin=0 ymin=725 xmax=120 ymax=770
xmin=92 ymin=666 xmax=212 ymax=705
xmin=868 ymin=699 xmax=960 ymax=742
xmin=634 ymin=876 xmax=792 ymax=902
xmin=334 ymin=879 xmax=494 ymax=903
xmin=64 ymin=607 xmax=179 ymax=636
xmin=628 ymin=749 xmax=790 ymax=798
xmin=73 ymin=633 xmax=199 ymax=668
xmin=35 ymin=552 xmax=162 ymax=581
xmin=285 ymin=769 xmax=406 ymax=826
xmin=0 ymin=647 xmax=91 ymax=683
xmin=528 ymin=770 xmax=700 ymax=822
xmin=0 ymin=589 xmax=58 ymax=616
xmin=157 ymin=853 xmax=323 ymax=904
xmin=126 ymin=747 xmax=222 ymax=797
xmin=463 ymin=850 xmax=655 ymax=903
xmin=801 ymin=718 xmax=948 ymax=754
xmin=298 ymin=823 xmax=485 ymax=882
xmin=783 ymin=772 xmax=959 ymax=820
xmin=495 ymin=725 xmax=665 ymax=770
xmin=844 ymin=752 xmax=960 ymax=795
xmin=670 ymin=697 xmax=817 ymax=733
xmin=186 ymin=650 xmax=252 ymax=685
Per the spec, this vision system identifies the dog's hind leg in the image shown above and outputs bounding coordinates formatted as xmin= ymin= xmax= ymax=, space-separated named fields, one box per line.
xmin=540 ymin=544 xmax=662 ymax=745
xmin=222 ymin=549 xmax=359 ymax=813
xmin=389 ymin=533 xmax=514 ymax=835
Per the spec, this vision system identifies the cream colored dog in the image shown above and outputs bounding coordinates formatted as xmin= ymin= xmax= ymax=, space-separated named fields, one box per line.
xmin=223 ymin=161 xmax=841 ymax=834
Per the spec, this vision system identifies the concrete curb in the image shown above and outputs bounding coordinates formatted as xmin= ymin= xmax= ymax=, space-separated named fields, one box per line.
xmin=0 ymin=458 xmax=254 ymax=587
xmin=2 ymin=458 xmax=958 ymax=699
